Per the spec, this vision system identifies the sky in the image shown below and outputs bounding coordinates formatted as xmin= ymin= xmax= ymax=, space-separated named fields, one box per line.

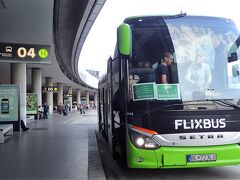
xmin=78 ymin=0 xmax=240 ymax=88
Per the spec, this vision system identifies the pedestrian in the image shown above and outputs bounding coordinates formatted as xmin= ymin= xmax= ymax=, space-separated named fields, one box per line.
xmin=79 ymin=104 xmax=85 ymax=114
xmin=38 ymin=105 xmax=43 ymax=120
xmin=63 ymin=104 xmax=68 ymax=116
xmin=21 ymin=120 xmax=29 ymax=131
xmin=58 ymin=103 xmax=64 ymax=115
xmin=43 ymin=103 xmax=49 ymax=119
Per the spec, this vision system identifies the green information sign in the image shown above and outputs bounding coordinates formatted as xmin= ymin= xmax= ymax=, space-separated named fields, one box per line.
xmin=0 ymin=85 xmax=19 ymax=122
xmin=38 ymin=49 xmax=49 ymax=59
xmin=26 ymin=93 xmax=38 ymax=115
xmin=157 ymin=84 xmax=180 ymax=100
xmin=133 ymin=83 xmax=156 ymax=101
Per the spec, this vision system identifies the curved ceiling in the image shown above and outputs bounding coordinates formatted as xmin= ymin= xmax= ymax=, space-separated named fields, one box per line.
xmin=0 ymin=0 xmax=104 ymax=95
xmin=53 ymin=0 xmax=106 ymax=89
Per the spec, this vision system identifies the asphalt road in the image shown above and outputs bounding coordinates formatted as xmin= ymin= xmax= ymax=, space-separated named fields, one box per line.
xmin=96 ymin=131 xmax=240 ymax=180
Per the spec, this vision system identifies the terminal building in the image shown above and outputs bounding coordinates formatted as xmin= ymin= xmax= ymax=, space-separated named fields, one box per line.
xmin=0 ymin=0 xmax=104 ymax=126
xmin=0 ymin=1 xmax=106 ymax=179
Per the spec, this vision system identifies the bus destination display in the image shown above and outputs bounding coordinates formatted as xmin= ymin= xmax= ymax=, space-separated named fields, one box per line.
xmin=0 ymin=42 xmax=50 ymax=63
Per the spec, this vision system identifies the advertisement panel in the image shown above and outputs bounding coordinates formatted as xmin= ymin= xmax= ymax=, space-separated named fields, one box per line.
xmin=0 ymin=85 xmax=19 ymax=122
xmin=26 ymin=93 xmax=38 ymax=115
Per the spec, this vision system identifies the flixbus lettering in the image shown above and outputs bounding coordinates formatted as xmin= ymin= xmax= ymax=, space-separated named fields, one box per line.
xmin=175 ymin=118 xmax=226 ymax=130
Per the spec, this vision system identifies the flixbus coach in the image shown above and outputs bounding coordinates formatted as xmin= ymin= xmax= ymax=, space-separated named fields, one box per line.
xmin=98 ymin=14 xmax=240 ymax=168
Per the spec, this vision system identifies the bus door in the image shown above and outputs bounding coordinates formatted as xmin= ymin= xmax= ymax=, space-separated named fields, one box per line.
xmin=108 ymin=56 xmax=122 ymax=158
xmin=106 ymin=57 xmax=114 ymax=156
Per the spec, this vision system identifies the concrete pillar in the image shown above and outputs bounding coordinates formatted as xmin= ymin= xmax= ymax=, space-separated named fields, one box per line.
xmin=94 ymin=91 xmax=97 ymax=107
xmin=45 ymin=77 xmax=53 ymax=114
xmin=32 ymin=68 xmax=42 ymax=107
xmin=57 ymin=83 xmax=64 ymax=105
xmin=67 ymin=86 xmax=72 ymax=111
xmin=11 ymin=63 xmax=26 ymax=124
xmin=86 ymin=91 xmax=89 ymax=106
xmin=77 ymin=89 xmax=81 ymax=105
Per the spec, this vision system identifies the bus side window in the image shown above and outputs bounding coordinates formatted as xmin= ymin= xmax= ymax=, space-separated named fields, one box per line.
xmin=112 ymin=58 xmax=121 ymax=110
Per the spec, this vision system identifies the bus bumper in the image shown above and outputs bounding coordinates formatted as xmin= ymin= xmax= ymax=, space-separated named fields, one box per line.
xmin=127 ymin=140 xmax=240 ymax=168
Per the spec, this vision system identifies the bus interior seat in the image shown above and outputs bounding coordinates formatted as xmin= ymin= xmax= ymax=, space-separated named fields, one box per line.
xmin=130 ymin=68 xmax=156 ymax=83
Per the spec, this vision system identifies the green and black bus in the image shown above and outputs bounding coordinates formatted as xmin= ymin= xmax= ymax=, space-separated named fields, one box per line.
xmin=98 ymin=14 xmax=240 ymax=168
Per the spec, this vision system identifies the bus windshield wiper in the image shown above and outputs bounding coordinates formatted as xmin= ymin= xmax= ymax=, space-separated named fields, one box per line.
xmin=167 ymin=99 xmax=240 ymax=110
xmin=182 ymin=99 xmax=240 ymax=110
xmin=206 ymin=99 xmax=240 ymax=110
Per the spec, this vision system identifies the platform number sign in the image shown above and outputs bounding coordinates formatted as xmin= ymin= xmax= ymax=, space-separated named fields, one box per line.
xmin=0 ymin=43 xmax=50 ymax=63
xmin=17 ymin=47 xmax=36 ymax=58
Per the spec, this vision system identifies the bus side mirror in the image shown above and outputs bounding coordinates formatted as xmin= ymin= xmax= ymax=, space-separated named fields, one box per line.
xmin=117 ymin=23 xmax=132 ymax=59
xmin=228 ymin=37 xmax=240 ymax=62
xmin=228 ymin=52 xmax=238 ymax=62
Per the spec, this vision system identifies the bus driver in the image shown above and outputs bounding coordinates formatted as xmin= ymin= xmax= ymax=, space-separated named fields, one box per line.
xmin=155 ymin=52 xmax=174 ymax=84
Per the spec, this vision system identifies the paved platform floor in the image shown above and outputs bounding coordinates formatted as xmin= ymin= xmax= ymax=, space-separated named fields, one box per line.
xmin=0 ymin=109 xmax=105 ymax=180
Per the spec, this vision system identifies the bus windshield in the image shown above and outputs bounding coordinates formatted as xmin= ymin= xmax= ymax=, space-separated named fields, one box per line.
xmin=128 ymin=16 xmax=240 ymax=105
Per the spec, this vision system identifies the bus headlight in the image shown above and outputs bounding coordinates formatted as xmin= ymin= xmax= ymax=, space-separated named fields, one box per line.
xmin=129 ymin=129 xmax=159 ymax=150
xmin=136 ymin=137 xmax=145 ymax=147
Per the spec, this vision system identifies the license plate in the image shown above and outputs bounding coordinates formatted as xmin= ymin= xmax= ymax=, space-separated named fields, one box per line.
xmin=187 ymin=154 xmax=217 ymax=162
